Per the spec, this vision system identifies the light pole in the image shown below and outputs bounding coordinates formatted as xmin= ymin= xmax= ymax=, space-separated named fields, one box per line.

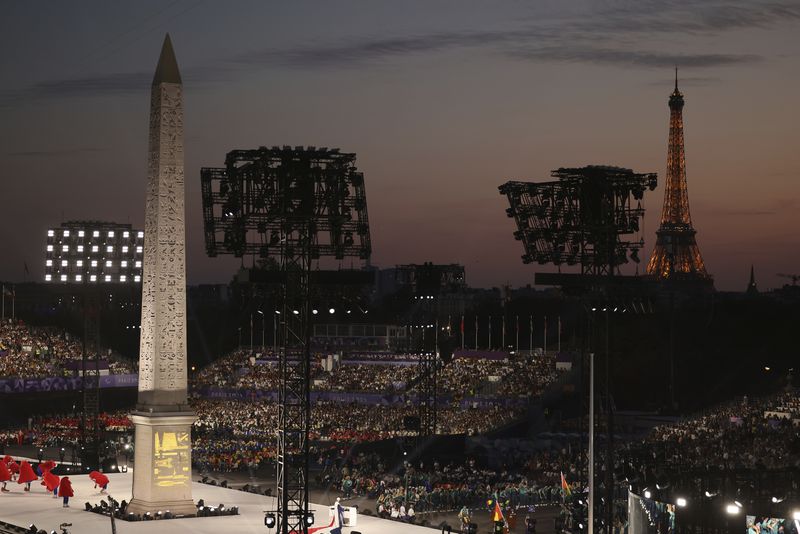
xmin=250 ymin=312 xmax=254 ymax=353
xmin=257 ymin=310 xmax=265 ymax=351
xmin=273 ymin=310 xmax=280 ymax=353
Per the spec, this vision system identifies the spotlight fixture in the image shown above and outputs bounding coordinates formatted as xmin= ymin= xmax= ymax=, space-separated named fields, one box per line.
xmin=726 ymin=504 xmax=740 ymax=515
xmin=305 ymin=513 xmax=315 ymax=526
xmin=676 ymin=498 xmax=687 ymax=507
xmin=265 ymin=513 xmax=276 ymax=528
xmin=329 ymin=308 xmax=335 ymax=314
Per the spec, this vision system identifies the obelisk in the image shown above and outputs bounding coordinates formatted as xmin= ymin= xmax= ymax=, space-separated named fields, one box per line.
xmin=128 ymin=34 xmax=196 ymax=517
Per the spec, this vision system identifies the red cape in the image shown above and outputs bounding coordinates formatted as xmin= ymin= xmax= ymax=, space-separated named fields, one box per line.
xmin=0 ymin=462 xmax=10 ymax=482
xmin=57 ymin=477 xmax=74 ymax=497
xmin=17 ymin=460 xmax=38 ymax=484
xmin=43 ymin=470 xmax=60 ymax=492
xmin=39 ymin=460 xmax=57 ymax=473
xmin=7 ymin=460 xmax=19 ymax=474
xmin=92 ymin=473 xmax=109 ymax=486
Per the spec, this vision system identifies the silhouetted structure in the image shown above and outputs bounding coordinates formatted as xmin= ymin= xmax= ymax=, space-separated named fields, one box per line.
xmin=201 ymin=146 xmax=371 ymax=534
xmin=647 ymin=70 xmax=709 ymax=280
xmin=746 ymin=265 xmax=758 ymax=295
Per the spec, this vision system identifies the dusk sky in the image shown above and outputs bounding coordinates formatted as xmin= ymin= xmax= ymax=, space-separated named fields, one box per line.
xmin=1 ymin=0 xmax=799 ymax=291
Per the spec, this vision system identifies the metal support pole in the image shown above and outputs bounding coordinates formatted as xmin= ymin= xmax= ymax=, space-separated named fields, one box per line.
xmin=488 ymin=315 xmax=492 ymax=349
xmin=588 ymin=351 xmax=595 ymax=534
xmin=250 ymin=312 xmax=254 ymax=352
xmin=558 ymin=315 xmax=562 ymax=353
xmin=543 ymin=316 xmax=548 ymax=355
xmin=529 ymin=315 xmax=533 ymax=354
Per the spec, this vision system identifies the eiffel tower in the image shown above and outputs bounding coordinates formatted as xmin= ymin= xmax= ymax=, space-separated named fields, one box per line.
xmin=647 ymin=70 xmax=709 ymax=279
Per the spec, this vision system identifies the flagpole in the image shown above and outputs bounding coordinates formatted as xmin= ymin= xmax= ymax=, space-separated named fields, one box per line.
xmin=558 ymin=315 xmax=562 ymax=352
xmin=589 ymin=351 xmax=595 ymax=534
xmin=474 ymin=315 xmax=478 ymax=350
xmin=1 ymin=284 xmax=5 ymax=321
xmin=461 ymin=314 xmax=465 ymax=350
xmin=515 ymin=315 xmax=519 ymax=351
xmin=488 ymin=315 xmax=492 ymax=350
xmin=501 ymin=315 xmax=505 ymax=349
xmin=11 ymin=286 xmax=15 ymax=320
xmin=529 ymin=315 xmax=533 ymax=355
xmin=543 ymin=315 xmax=548 ymax=355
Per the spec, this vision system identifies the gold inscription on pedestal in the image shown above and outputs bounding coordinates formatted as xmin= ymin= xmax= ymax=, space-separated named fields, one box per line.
xmin=153 ymin=431 xmax=190 ymax=488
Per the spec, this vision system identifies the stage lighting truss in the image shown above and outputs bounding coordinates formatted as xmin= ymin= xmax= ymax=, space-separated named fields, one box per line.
xmin=500 ymin=166 xmax=657 ymax=276
xmin=44 ymin=221 xmax=144 ymax=284
xmin=201 ymin=146 xmax=371 ymax=261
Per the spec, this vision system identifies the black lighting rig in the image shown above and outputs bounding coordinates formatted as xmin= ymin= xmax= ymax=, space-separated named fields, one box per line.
xmin=201 ymin=146 xmax=371 ymax=534
xmin=500 ymin=165 xmax=657 ymax=530
xmin=500 ymin=165 xmax=656 ymax=277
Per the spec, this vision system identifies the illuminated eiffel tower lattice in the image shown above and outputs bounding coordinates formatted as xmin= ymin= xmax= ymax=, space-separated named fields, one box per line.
xmin=647 ymin=70 xmax=709 ymax=279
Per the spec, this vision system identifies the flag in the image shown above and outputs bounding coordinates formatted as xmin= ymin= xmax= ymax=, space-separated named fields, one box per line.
xmin=23 ymin=262 xmax=29 ymax=276
xmin=491 ymin=494 xmax=505 ymax=523
xmin=561 ymin=471 xmax=572 ymax=497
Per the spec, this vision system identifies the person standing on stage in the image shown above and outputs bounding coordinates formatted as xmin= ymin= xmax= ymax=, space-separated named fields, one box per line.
xmin=43 ymin=470 xmax=60 ymax=498
xmin=58 ymin=476 xmax=73 ymax=507
xmin=0 ymin=461 xmax=11 ymax=492
xmin=17 ymin=460 xmax=38 ymax=491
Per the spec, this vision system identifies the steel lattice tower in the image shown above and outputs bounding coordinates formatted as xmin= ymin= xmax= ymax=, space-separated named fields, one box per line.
xmin=647 ymin=71 xmax=708 ymax=279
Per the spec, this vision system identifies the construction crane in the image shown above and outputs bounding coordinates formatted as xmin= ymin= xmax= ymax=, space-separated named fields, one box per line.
xmin=777 ymin=273 xmax=800 ymax=286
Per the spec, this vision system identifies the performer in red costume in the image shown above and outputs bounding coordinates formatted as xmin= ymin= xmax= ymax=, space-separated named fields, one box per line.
xmin=89 ymin=471 xmax=109 ymax=494
xmin=43 ymin=470 xmax=60 ymax=498
xmin=58 ymin=476 xmax=73 ymax=508
xmin=38 ymin=460 xmax=56 ymax=473
xmin=17 ymin=460 xmax=38 ymax=491
xmin=0 ymin=461 xmax=11 ymax=492
xmin=6 ymin=459 xmax=19 ymax=481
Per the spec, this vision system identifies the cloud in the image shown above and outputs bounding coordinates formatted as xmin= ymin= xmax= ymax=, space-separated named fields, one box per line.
xmin=646 ymin=76 xmax=723 ymax=86
xmin=4 ymin=0 xmax=798 ymax=101
xmin=229 ymin=29 xmax=539 ymax=69
xmin=8 ymin=147 xmax=108 ymax=157
xmin=26 ymin=72 xmax=151 ymax=99
xmin=507 ymin=47 xmax=760 ymax=68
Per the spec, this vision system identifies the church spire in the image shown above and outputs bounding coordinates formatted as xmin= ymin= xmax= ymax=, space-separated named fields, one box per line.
xmin=747 ymin=265 xmax=758 ymax=295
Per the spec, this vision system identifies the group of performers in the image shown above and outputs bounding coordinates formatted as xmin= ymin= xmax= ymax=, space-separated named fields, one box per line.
xmin=0 ymin=455 xmax=109 ymax=508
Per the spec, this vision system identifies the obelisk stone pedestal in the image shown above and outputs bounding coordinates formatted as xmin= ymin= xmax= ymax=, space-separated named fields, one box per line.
xmin=127 ymin=413 xmax=196 ymax=516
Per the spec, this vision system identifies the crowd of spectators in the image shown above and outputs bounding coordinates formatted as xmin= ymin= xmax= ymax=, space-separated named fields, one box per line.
xmin=194 ymin=348 xmax=559 ymax=399
xmin=0 ymin=319 xmax=135 ymax=378
xmin=190 ymin=398 xmax=524 ymax=471
xmin=621 ymin=390 xmax=800 ymax=476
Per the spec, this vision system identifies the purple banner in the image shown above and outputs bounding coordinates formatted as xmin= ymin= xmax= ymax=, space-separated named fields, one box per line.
xmin=0 ymin=374 xmax=138 ymax=393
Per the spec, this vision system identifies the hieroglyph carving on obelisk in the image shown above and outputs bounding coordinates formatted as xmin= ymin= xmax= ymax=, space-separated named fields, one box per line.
xmin=128 ymin=34 xmax=196 ymax=517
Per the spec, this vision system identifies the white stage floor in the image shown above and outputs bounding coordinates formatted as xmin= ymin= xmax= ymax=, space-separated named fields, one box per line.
xmin=0 ymin=470 xmax=432 ymax=534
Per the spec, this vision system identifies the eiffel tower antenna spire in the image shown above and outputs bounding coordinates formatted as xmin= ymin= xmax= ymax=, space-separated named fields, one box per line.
xmin=674 ymin=66 xmax=679 ymax=92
